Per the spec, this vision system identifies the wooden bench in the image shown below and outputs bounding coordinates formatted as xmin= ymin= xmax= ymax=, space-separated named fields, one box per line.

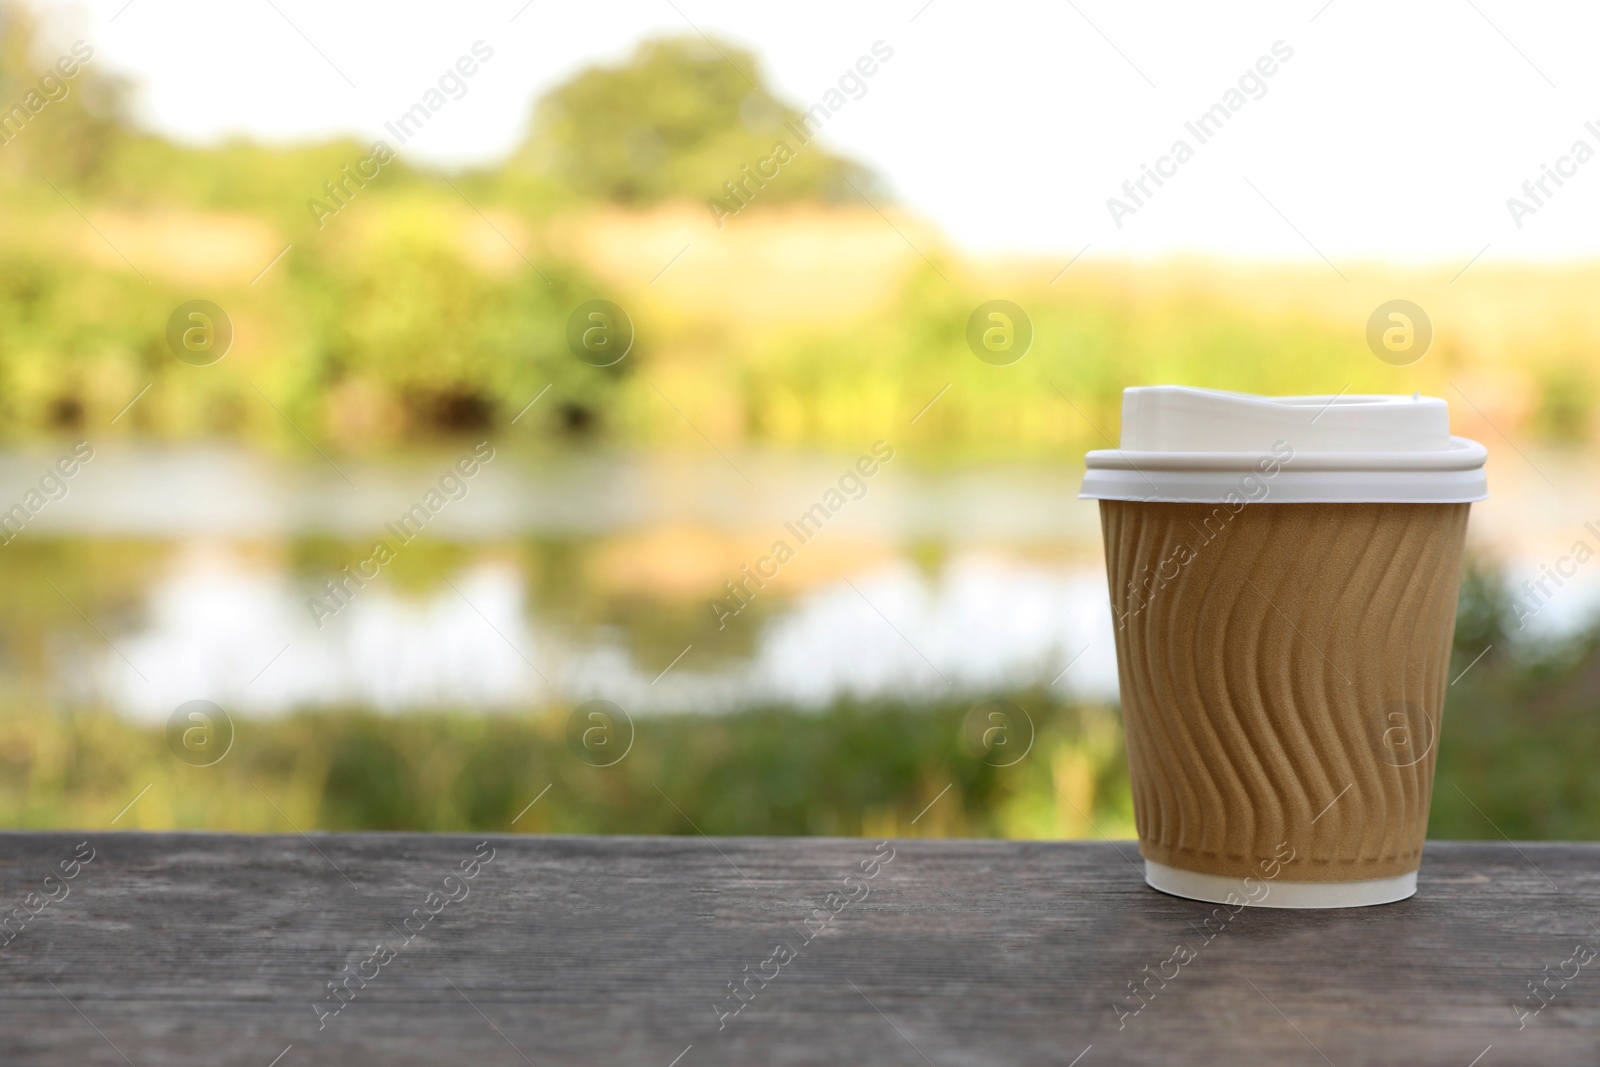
xmin=1 ymin=834 xmax=1595 ymax=1064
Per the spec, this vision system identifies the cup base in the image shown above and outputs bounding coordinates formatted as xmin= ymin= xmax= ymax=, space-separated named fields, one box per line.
xmin=1144 ymin=860 xmax=1417 ymax=909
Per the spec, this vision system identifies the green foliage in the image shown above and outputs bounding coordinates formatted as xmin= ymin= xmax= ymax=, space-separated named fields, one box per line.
xmin=1531 ymin=359 xmax=1595 ymax=442
xmin=0 ymin=7 xmax=1593 ymax=452
xmin=0 ymin=697 xmax=1136 ymax=840
xmin=511 ymin=36 xmax=873 ymax=205
xmin=0 ymin=11 xmax=897 ymax=446
xmin=1433 ymin=627 xmax=1600 ymax=840
xmin=0 ymin=0 xmax=128 ymax=181
xmin=738 ymin=267 xmax=1375 ymax=455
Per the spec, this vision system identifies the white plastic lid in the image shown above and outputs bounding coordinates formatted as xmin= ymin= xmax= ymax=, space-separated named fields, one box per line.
xmin=1079 ymin=386 xmax=1488 ymax=504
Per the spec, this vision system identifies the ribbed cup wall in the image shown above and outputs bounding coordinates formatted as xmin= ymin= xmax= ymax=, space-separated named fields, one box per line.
xmin=1099 ymin=501 xmax=1470 ymax=881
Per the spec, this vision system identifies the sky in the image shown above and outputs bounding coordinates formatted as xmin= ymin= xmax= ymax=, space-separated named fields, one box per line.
xmin=39 ymin=0 xmax=1600 ymax=264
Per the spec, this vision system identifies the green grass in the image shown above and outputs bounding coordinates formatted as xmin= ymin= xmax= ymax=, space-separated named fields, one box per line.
xmin=0 ymin=697 xmax=1135 ymax=839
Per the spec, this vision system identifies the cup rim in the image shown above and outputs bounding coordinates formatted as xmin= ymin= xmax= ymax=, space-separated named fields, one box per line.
xmin=1080 ymin=436 xmax=1487 ymax=504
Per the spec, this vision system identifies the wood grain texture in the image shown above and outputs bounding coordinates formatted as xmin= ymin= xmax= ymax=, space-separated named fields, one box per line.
xmin=0 ymin=834 xmax=1596 ymax=1065
xmin=1101 ymin=501 xmax=1470 ymax=880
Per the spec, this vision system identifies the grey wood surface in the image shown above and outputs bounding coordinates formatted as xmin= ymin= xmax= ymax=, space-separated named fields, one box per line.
xmin=0 ymin=834 xmax=1596 ymax=1066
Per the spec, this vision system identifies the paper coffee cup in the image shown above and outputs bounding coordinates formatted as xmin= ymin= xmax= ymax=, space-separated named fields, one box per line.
xmin=1080 ymin=387 xmax=1487 ymax=909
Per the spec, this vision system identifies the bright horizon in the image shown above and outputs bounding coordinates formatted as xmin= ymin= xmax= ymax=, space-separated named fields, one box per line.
xmin=28 ymin=0 xmax=1600 ymax=267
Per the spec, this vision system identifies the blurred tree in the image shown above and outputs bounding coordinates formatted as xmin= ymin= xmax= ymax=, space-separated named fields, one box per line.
xmin=0 ymin=0 xmax=130 ymax=182
xmin=511 ymin=36 xmax=880 ymax=208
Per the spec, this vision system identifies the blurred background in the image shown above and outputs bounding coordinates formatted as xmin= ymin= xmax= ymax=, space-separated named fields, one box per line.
xmin=1 ymin=0 xmax=1596 ymax=840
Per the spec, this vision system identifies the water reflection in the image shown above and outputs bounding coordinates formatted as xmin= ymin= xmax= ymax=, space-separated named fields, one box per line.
xmin=6 ymin=444 xmax=1597 ymax=722
xmin=84 ymin=543 xmax=1119 ymax=719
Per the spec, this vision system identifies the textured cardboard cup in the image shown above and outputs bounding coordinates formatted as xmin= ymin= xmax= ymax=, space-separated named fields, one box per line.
xmin=1100 ymin=500 xmax=1470 ymax=906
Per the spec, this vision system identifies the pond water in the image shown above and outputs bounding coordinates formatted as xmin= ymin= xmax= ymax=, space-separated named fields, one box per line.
xmin=2 ymin=442 xmax=1593 ymax=721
